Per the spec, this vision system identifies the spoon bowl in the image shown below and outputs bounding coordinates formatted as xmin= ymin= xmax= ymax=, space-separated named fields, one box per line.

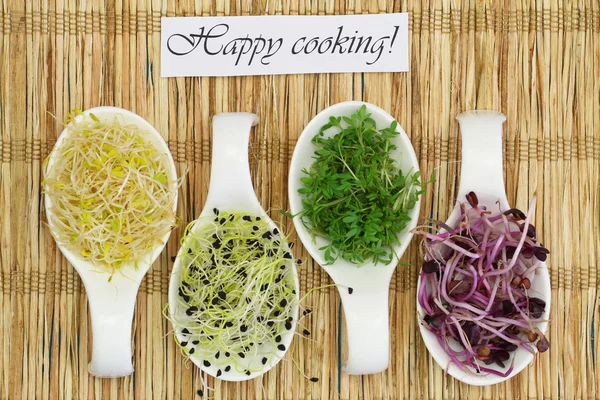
xmin=168 ymin=113 xmax=300 ymax=381
xmin=289 ymin=101 xmax=421 ymax=374
xmin=415 ymin=111 xmax=551 ymax=385
xmin=44 ymin=107 xmax=178 ymax=377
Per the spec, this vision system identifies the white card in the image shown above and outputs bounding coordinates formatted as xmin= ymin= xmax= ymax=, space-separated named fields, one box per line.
xmin=161 ymin=14 xmax=409 ymax=77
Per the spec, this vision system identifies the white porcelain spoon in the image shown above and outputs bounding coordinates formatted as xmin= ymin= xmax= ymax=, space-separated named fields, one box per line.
xmin=44 ymin=107 xmax=178 ymax=377
xmin=416 ymin=111 xmax=551 ymax=385
xmin=288 ymin=101 xmax=421 ymax=375
xmin=168 ymin=113 xmax=300 ymax=381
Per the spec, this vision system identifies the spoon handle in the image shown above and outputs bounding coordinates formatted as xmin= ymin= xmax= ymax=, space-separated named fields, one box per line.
xmin=340 ymin=282 xmax=390 ymax=374
xmin=455 ymin=111 xmax=509 ymax=209
xmin=202 ymin=113 xmax=262 ymax=216
xmin=84 ymin=272 xmax=141 ymax=377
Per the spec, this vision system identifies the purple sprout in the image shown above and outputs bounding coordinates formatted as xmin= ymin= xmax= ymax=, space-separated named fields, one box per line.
xmin=414 ymin=192 xmax=549 ymax=377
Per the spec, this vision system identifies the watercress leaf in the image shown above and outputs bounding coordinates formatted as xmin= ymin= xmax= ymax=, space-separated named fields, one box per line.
xmin=342 ymin=215 xmax=357 ymax=223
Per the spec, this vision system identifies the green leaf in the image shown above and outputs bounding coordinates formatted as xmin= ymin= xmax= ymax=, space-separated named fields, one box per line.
xmin=296 ymin=106 xmax=430 ymax=266
xmin=342 ymin=215 xmax=357 ymax=223
xmin=346 ymin=228 xmax=359 ymax=238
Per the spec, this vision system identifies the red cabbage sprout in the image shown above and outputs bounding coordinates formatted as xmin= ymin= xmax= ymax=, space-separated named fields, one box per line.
xmin=414 ymin=192 xmax=549 ymax=377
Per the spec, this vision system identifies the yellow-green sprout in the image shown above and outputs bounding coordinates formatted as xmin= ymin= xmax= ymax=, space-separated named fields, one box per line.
xmin=43 ymin=110 xmax=176 ymax=272
xmin=167 ymin=211 xmax=298 ymax=376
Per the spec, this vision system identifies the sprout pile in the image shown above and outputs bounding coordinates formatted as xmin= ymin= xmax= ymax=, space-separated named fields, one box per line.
xmin=169 ymin=210 xmax=298 ymax=377
xmin=296 ymin=105 xmax=425 ymax=265
xmin=414 ymin=192 xmax=549 ymax=377
xmin=43 ymin=110 xmax=176 ymax=271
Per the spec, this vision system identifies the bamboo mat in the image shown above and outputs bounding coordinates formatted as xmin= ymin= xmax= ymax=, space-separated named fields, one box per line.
xmin=1 ymin=0 xmax=599 ymax=399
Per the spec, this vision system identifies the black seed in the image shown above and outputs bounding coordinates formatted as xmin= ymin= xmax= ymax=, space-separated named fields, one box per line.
xmin=238 ymin=352 xmax=245 ymax=359
xmin=273 ymin=228 xmax=279 ymax=235
xmin=189 ymin=348 xmax=195 ymax=354
xmin=243 ymin=215 xmax=251 ymax=221
xmin=262 ymin=357 xmax=268 ymax=365
xmin=252 ymin=225 xmax=259 ymax=231
xmin=261 ymin=283 xmax=269 ymax=291
xmin=285 ymin=321 xmax=292 ymax=330
xmin=181 ymin=341 xmax=188 ymax=346
xmin=193 ymin=340 xmax=199 ymax=345
xmin=257 ymin=316 xmax=264 ymax=322
xmin=211 ymin=297 xmax=219 ymax=305
xmin=225 ymin=321 xmax=233 ymax=328
xmin=266 ymin=249 xmax=276 ymax=257
xmin=182 ymin=328 xmax=190 ymax=335
xmin=229 ymin=214 xmax=234 ymax=221
xmin=218 ymin=291 xmax=226 ymax=300
xmin=348 ymin=287 xmax=354 ymax=294
xmin=280 ymin=299 xmax=287 ymax=307
xmin=267 ymin=321 xmax=275 ymax=327
xmin=275 ymin=335 xmax=281 ymax=343
xmin=186 ymin=306 xmax=198 ymax=316
xmin=273 ymin=310 xmax=281 ymax=317
xmin=256 ymin=217 xmax=261 ymax=221
xmin=197 ymin=389 xmax=204 ymax=397
xmin=303 ymin=329 xmax=310 ymax=335
xmin=310 ymin=377 xmax=319 ymax=383
xmin=292 ymin=289 xmax=296 ymax=295
xmin=203 ymin=279 xmax=210 ymax=285
xmin=277 ymin=344 xmax=286 ymax=351
xmin=203 ymin=360 xmax=211 ymax=367
xmin=240 ymin=325 xmax=248 ymax=332
xmin=297 ymin=259 xmax=302 ymax=265
xmin=213 ymin=208 xmax=219 ymax=215
xmin=303 ymin=309 xmax=312 ymax=316
xmin=219 ymin=218 xmax=226 ymax=225
xmin=188 ymin=248 xmax=193 ymax=254
xmin=262 ymin=231 xmax=272 ymax=240
xmin=246 ymin=298 xmax=251 ymax=304
xmin=283 ymin=252 xmax=292 ymax=259
xmin=216 ymin=369 xmax=222 ymax=377
xmin=280 ymin=265 xmax=286 ymax=270
xmin=275 ymin=275 xmax=282 ymax=283
xmin=171 ymin=256 xmax=176 ymax=262
xmin=224 ymin=365 xmax=231 ymax=372
xmin=214 ymin=218 xmax=219 ymax=222
xmin=245 ymin=370 xmax=251 ymax=376
xmin=212 ymin=233 xmax=218 ymax=239
xmin=225 ymin=352 xmax=230 ymax=357
xmin=289 ymin=242 xmax=295 ymax=249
